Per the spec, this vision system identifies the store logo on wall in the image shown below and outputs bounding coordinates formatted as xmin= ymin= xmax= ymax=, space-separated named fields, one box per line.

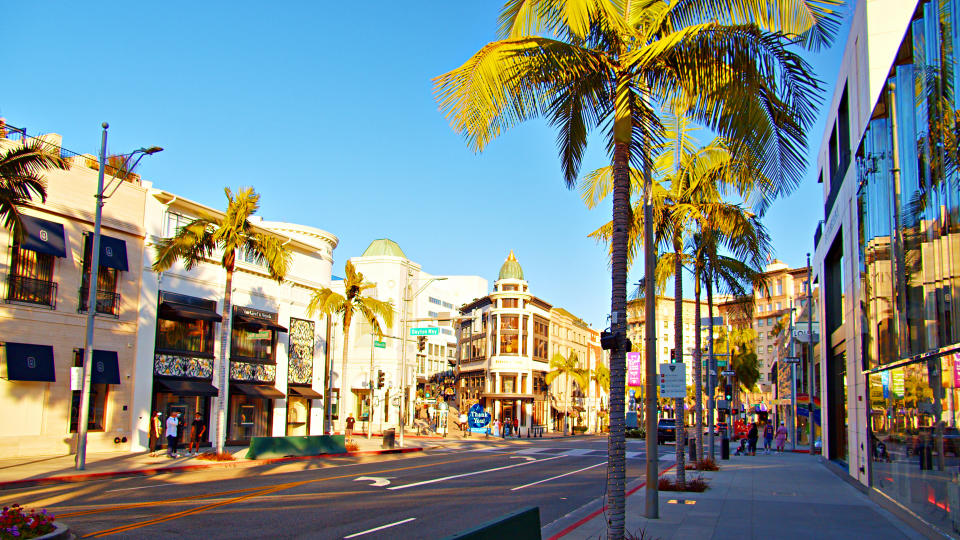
xmin=39 ymin=230 xmax=48 ymax=242
xmin=105 ymin=246 xmax=113 ymax=258
xmin=467 ymin=403 xmax=491 ymax=429
xmin=96 ymin=361 xmax=104 ymax=373
xmin=26 ymin=356 xmax=36 ymax=369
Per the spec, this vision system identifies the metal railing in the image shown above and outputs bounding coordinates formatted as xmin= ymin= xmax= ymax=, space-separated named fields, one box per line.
xmin=78 ymin=287 xmax=121 ymax=317
xmin=5 ymin=274 xmax=57 ymax=308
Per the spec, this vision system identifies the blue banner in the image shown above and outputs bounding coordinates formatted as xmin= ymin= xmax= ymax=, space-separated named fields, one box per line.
xmin=468 ymin=403 xmax=491 ymax=429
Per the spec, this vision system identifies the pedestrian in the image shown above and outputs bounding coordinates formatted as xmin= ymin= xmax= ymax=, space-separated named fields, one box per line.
xmin=514 ymin=417 xmax=520 ymax=438
xmin=150 ymin=411 xmax=163 ymax=455
xmin=763 ymin=422 xmax=774 ymax=455
xmin=165 ymin=410 xmax=180 ymax=458
xmin=747 ymin=422 xmax=758 ymax=456
xmin=189 ymin=413 xmax=206 ymax=455
xmin=459 ymin=411 xmax=468 ymax=435
xmin=345 ymin=413 xmax=356 ymax=442
xmin=775 ymin=422 xmax=789 ymax=453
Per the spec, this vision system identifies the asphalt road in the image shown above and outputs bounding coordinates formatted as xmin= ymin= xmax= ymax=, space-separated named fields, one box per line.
xmin=1 ymin=436 xmax=676 ymax=539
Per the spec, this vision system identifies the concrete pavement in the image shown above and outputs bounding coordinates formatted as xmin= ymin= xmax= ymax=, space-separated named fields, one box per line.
xmin=543 ymin=451 xmax=929 ymax=540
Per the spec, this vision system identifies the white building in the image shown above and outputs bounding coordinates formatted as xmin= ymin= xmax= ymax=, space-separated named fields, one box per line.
xmin=131 ymin=190 xmax=338 ymax=450
xmin=328 ymin=238 xmax=487 ymax=432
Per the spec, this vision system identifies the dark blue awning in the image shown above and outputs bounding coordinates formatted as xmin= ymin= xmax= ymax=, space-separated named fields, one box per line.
xmin=84 ymin=233 xmax=128 ymax=272
xmin=4 ymin=343 xmax=55 ymax=382
xmin=91 ymin=350 xmax=120 ymax=384
xmin=20 ymin=216 xmax=66 ymax=258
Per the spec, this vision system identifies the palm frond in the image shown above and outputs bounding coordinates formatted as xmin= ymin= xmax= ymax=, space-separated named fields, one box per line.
xmin=0 ymin=140 xmax=69 ymax=240
xmin=248 ymin=233 xmax=292 ymax=283
xmin=152 ymin=216 xmax=218 ymax=272
xmin=307 ymin=287 xmax=348 ymax=319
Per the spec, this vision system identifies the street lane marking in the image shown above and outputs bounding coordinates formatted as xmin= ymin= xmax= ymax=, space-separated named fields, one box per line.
xmin=77 ymin=453 xmax=510 ymax=536
xmin=354 ymin=476 xmax=392 ymax=487
xmin=559 ymin=449 xmax=593 ymax=456
xmin=104 ymin=484 xmax=170 ymax=493
xmin=511 ymin=456 xmax=536 ymax=461
xmin=387 ymin=455 xmax=565 ymax=491
xmin=343 ymin=517 xmax=416 ymax=538
xmin=510 ymin=462 xmax=606 ymax=491
xmin=625 ymin=451 xmax=644 ymax=459
xmin=516 ymin=448 xmax=550 ymax=454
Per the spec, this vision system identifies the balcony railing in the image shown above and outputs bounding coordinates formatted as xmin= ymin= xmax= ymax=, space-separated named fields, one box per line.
xmin=78 ymin=287 xmax=121 ymax=317
xmin=5 ymin=274 xmax=57 ymax=308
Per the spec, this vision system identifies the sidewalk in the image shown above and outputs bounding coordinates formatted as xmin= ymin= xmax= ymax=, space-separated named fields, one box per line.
xmin=545 ymin=451 xmax=929 ymax=540
xmin=0 ymin=436 xmax=420 ymax=490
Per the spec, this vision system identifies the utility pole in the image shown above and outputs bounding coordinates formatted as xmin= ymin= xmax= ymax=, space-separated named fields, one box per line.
xmin=368 ymin=332 xmax=375 ymax=439
xmin=398 ymin=268 xmax=411 ymax=448
xmin=807 ymin=253 xmax=815 ymax=454
xmin=789 ymin=302 xmax=797 ymax=451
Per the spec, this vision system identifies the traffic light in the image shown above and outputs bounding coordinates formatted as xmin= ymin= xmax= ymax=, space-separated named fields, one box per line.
xmin=417 ymin=336 xmax=427 ymax=352
xmin=377 ymin=369 xmax=385 ymax=389
xmin=724 ymin=384 xmax=733 ymax=402
xmin=670 ymin=348 xmax=676 ymax=362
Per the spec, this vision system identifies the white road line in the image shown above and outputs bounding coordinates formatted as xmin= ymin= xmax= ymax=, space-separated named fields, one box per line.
xmin=626 ymin=451 xmax=644 ymax=459
xmin=343 ymin=517 xmax=416 ymax=538
xmin=560 ymin=448 xmax=594 ymax=456
xmin=387 ymin=455 xmax=565 ymax=491
xmin=510 ymin=462 xmax=606 ymax=491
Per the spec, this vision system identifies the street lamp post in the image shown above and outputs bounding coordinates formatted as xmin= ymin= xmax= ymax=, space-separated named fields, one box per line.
xmin=397 ymin=274 xmax=446 ymax=448
xmin=76 ymin=122 xmax=161 ymax=470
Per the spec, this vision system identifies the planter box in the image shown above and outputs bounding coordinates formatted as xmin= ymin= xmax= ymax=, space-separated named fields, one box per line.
xmin=33 ymin=521 xmax=70 ymax=540
xmin=245 ymin=435 xmax=346 ymax=459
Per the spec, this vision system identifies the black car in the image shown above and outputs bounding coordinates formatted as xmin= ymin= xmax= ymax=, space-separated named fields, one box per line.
xmin=657 ymin=418 xmax=686 ymax=445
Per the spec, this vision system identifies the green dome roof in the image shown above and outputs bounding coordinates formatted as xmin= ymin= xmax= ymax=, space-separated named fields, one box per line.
xmin=362 ymin=238 xmax=406 ymax=258
xmin=498 ymin=250 xmax=524 ymax=280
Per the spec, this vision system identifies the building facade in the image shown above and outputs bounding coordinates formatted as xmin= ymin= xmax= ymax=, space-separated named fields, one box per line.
xmin=627 ymin=295 xmax=711 ymax=388
xmin=814 ymin=0 xmax=960 ymax=536
xmin=329 ymin=238 xmax=487 ymax=433
xmin=0 ymin=133 xmax=149 ymax=458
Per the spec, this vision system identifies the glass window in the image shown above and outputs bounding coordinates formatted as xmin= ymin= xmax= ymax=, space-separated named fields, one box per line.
xmin=429 ymin=297 xmax=442 ymax=305
xmin=7 ymin=243 xmax=55 ymax=306
xmin=156 ymin=317 xmax=215 ymax=356
xmin=500 ymin=315 xmax=520 ymax=355
xmin=80 ymin=239 xmax=119 ymax=315
xmin=69 ymin=351 xmax=107 ymax=432
xmin=502 ymin=298 xmax=519 ymax=308
xmin=231 ymin=326 xmax=276 ymax=362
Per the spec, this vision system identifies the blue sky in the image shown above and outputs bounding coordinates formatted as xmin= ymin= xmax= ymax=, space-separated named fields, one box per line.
xmin=3 ymin=2 xmax=851 ymax=329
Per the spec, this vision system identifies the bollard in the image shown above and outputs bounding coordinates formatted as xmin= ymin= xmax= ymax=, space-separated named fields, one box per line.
xmin=721 ymin=435 xmax=730 ymax=460
xmin=688 ymin=436 xmax=697 ymax=464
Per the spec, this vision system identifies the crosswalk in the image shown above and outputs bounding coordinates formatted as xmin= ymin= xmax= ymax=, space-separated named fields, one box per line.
xmin=462 ymin=445 xmax=676 ymax=462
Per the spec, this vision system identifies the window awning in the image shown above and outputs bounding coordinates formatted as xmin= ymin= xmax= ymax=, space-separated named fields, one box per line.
xmin=84 ymin=233 xmax=129 ymax=271
xmin=20 ymin=216 xmax=66 ymax=258
xmin=233 ymin=313 xmax=287 ymax=333
xmin=157 ymin=378 xmax=220 ymax=396
xmin=232 ymin=383 xmax=285 ymax=399
xmin=4 ymin=343 xmax=55 ymax=382
xmin=289 ymin=386 xmax=322 ymax=399
xmin=159 ymin=301 xmax=223 ymax=322
xmin=91 ymin=350 xmax=121 ymax=384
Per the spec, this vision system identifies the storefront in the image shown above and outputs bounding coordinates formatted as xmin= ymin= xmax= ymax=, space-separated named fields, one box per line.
xmin=151 ymin=291 xmax=221 ymax=447
xmin=286 ymin=317 xmax=319 ymax=435
xmin=227 ymin=306 xmax=286 ymax=444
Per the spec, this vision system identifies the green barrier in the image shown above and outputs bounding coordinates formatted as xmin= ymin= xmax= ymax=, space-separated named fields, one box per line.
xmin=245 ymin=435 xmax=346 ymax=459
xmin=442 ymin=506 xmax=541 ymax=540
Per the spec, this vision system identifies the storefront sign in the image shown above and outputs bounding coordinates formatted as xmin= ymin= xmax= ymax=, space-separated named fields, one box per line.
xmin=468 ymin=403 xmax=491 ymax=430
xmin=627 ymin=352 xmax=642 ymax=386
xmin=891 ymin=370 xmax=904 ymax=398
xmin=881 ymin=371 xmax=890 ymax=399
xmin=953 ymin=353 xmax=960 ymax=387
xmin=235 ymin=306 xmax=278 ymax=322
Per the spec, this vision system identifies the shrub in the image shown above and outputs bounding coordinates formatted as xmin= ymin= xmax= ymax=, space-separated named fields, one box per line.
xmin=685 ymin=458 xmax=719 ymax=471
xmin=625 ymin=428 xmax=646 ymax=438
xmin=572 ymin=426 xmax=588 ymax=434
xmin=658 ymin=475 xmax=709 ymax=492
xmin=197 ymin=452 xmax=235 ymax=462
xmin=0 ymin=504 xmax=55 ymax=540
xmin=625 ymin=528 xmax=661 ymax=540
xmin=345 ymin=441 xmax=360 ymax=452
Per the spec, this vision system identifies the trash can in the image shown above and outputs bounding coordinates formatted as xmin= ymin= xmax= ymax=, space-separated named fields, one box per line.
xmin=382 ymin=428 xmax=396 ymax=449
xmin=721 ymin=435 xmax=730 ymax=460
xmin=688 ymin=436 xmax=697 ymax=463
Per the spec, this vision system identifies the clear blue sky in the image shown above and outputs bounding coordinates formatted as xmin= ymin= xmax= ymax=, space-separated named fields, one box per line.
xmin=3 ymin=2 xmax=851 ymax=329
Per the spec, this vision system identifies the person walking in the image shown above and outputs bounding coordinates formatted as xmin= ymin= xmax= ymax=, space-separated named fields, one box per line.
xmin=747 ymin=422 xmax=759 ymax=456
xmin=150 ymin=411 xmax=163 ymax=455
xmin=459 ymin=411 xmax=468 ymax=436
xmin=165 ymin=410 xmax=180 ymax=458
xmin=775 ymin=422 xmax=789 ymax=453
xmin=345 ymin=413 xmax=356 ymax=442
xmin=188 ymin=413 xmax=206 ymax=455
xmin=514 ymin=417 xmax=520 ymax=438
xmin=763 ymin=422 xmax=774 ymax=455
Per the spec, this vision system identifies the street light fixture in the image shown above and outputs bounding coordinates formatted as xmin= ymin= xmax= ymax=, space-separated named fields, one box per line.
xmin=76 ymin=123 xmax=162 ymax=470
xmin=398 ymin=275 xmax=446 ymax=449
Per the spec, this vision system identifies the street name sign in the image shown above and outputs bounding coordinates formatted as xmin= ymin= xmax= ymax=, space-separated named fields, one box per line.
xmin=410 ymin=327 xmax=439 ymax=336
xmin=658 ymin=363 xmax=686 ymax=398
xmin=374 ymin=340 xmax=386 ymax=349
xmin=783 ymin=357 xmax=801 ymax=364
xmin=721 ymin=370 xmax=735 ymax=376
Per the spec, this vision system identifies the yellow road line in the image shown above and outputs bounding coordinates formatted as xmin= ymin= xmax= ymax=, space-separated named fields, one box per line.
xmin=79 ymin=453 xmax=507 ymax=537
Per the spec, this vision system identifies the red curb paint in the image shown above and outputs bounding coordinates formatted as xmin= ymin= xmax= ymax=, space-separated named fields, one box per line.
xmin=0 ymin=447 xmax=424 ymax=490
xmin=546 ymin=464 xmax=677 ymax=540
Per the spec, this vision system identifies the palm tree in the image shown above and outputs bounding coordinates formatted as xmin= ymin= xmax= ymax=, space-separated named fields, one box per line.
xmin=307 ymin=260 xmax=393 ymax=433
xmin=0 ymin=139 xmax=69 ymax=240
xmin=152 ymin=187 xmax=291 ymax=453
xmin=592 ymin=363 xmax=611 ymax=431
xmin=547 ymin=352 xmax=587 ymax=435
xmin=435 ymin=1 xmax=838 ymax=533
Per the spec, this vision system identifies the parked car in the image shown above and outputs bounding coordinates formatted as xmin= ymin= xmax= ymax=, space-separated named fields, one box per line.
xmin=657 ymin=418 xmax=689 ymax=445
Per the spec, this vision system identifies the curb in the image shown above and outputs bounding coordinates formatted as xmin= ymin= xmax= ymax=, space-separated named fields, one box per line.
xmin=0 ymin=447 xmax=424 ymax=491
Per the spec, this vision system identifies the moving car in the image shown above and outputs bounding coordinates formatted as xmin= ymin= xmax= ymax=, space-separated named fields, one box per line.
xmin=657 ymin=418 xmax=688 ymax=445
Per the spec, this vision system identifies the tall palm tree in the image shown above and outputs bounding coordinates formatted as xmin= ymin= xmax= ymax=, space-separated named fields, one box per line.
xmin=547 ymin=352 xmax=587 ymax=435
xmin=152 ymin=187 xmax=291 ymax=453
xmin=435 ymin=1 xmax=838 ymax=533
xmin=307 ymin=260 xmax=393 ymax=432
xmin=0 ymin=139 xmax=69 ymax=240
xmin=592 ymin=363 xmax=611 ymax=431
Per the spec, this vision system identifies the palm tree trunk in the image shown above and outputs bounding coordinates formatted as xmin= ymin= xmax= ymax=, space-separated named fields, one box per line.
xmin=694 ymin=271 xmax=704 ymax=465
xmin=707 ymin=268 xmax=718 ymax=452
xmin=341 ymin=309 xmax=352 ymax=434
xmin=607 ymin=133 xmax=630 ymax=537
xmin=673 ymin=246 xmax=686 ymax=488
xmin=215 ymin=265 xmax=234 ymax=454
xmin=566 ymin=375 xmax=571 ymax=436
